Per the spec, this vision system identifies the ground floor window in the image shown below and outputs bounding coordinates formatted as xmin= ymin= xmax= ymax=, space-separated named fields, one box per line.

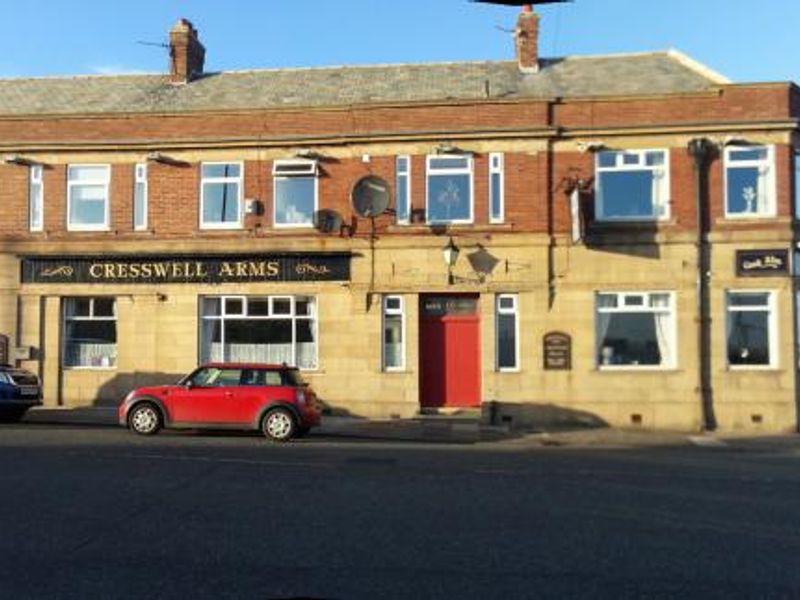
xmin=496 ymin=294 xmax=518 ymax=371
xmin=200 ymin=295 xmax=317 ymax=369
xmin=382 ymin=295 xmax=405 ymax=371
xmin=726 ymin=290 xmax=776 ymax=368
xmin=63 ymin=297 xmax=117 ymax=368
xmin=595 ymin=291 xmax=675 ymax=368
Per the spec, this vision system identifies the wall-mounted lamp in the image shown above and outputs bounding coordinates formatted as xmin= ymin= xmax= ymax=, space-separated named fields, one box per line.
xmin=442 ymin=236 xmax=460 ymax=285
xmin=147 ymin=152 xmax=188 ymax=167
xmin=576 ymin=140 xmax=606 ymax=153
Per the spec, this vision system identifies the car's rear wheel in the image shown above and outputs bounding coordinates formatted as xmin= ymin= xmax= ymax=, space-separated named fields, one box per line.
xmin=128 ymin=403 xmax=162 ymax=435
xmin=262 ymin=408 xmax=296 ymax=442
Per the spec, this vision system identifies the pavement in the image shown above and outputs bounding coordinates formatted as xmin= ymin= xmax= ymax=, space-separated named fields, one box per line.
xmin=19 ymin=405 xmax=800 ymax=450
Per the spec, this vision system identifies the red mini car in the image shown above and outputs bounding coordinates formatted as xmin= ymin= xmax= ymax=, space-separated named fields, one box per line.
xmin=118 ymin=363 xmax=321 ymax=441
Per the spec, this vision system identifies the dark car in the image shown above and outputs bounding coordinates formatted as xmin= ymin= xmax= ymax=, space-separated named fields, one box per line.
xmin=0 ymin=365 xmax=42 ymax=422
xmin=118 ymin=363 xmax=322 ymax=441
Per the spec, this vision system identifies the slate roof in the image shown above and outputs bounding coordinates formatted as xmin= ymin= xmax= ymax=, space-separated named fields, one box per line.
xmin=0 ymin=51 xmax=729 ymax=117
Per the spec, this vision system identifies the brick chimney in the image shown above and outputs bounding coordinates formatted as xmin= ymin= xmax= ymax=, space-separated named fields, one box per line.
xmin=169 ymin=19 xmax=205 ymax=84
xmin=515 ymin=5 xmax=540 ymax=73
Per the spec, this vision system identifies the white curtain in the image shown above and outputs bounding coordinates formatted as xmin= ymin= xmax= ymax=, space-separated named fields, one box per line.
xmin=653 ymin=312 xmax=672 ymax=366
xmin=65 ymin=342 xmax=116 ymax=367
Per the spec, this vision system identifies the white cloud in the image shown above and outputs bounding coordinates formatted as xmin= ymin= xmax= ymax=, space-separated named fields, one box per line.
xmin=90 ymin=65 xmax=150 ymax=75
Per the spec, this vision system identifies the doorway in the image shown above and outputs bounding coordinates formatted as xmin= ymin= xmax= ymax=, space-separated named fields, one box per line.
xmin=419 ymin=294 xmax=481 ymax=409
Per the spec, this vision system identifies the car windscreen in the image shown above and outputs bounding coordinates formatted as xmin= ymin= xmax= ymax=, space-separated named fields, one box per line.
xmin=8 ymin=370 xmax=38 ymax=386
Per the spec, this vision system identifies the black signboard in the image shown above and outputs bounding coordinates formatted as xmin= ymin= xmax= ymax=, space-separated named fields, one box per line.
xmin=21 ymin=253 xmax=351 ymax=285
xmin=735 ymin=249 xmax=789 ymax=277
xmin=421 ymin=296 xmax=478 ymax=317
xmin=543 ymin=331 xmax=571 ymax=370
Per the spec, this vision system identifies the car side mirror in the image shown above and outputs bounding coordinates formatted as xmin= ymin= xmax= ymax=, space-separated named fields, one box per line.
xmin=185 ymin=381 xmax=194 ymax=390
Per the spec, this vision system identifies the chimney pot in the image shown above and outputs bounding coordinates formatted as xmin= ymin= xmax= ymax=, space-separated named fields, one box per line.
xmin=515 ymin=8 xmax=540 ymax=73
xmin=169 ymin=18 xmax=205 ymax=84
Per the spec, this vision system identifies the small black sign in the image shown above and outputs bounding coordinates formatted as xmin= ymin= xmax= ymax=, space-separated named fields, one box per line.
xmin=421 ymin=296 xmax=478 ymax=316
xmin=543 ymin=331 xmax=571 ymax=370
xmin=736 ymin=249 xmax=789 ymax=277
xmin=21 ymin=253 xmax=351 ymax=285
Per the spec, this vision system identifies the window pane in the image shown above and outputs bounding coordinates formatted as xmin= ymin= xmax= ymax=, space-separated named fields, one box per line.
xmin=295 ymin=297 xmax=314 ymax=316
xmin=598 ymin=313 xmax=665 ymax=366
xmin=490 ymin=172 xmax=502 ymax=220
xmin=428 ymin=174 xmax=471 ymax=222
xmin=622 ymin=153 xmax=639 ymax=166
xmin=498 ymin=296 xmax=515 ymax=310
xmin=67 ymin=298 xmax=92 ymax=317
xmin=295 ymin=320 xmax=317 ymax=369
xmin=272 ymin=298 xmax=292 ymax=315
xmin=385 ymin=297 xmax=402 ymax=311
xmin=68 ymin=166 xmax=108 ymax=181
xmin=645 ymin=152 xmax=665 ymax=166
xmin=275 ymin=177 xmax=315 ymax=225
xmin=624 ymin=295 xmax=644 ymax=307
xmin=384 ymin=314 xmax=403 ymax=369
xmin=64 ymin=316 xmax=117 ymax=368
xmin=596 ymin=294 xmax=618 ymax=309
xmin=598 ymin=152 xmax=617 ymax=168
xmin=729 ymin=292 xmax=769 ymax=307
xmin=134 ymin=181 xmax=147 ymax=229
xmin=93 ymin=298 xmax=115 ymax=317
xmin=727 ymin=167 xmax=760 ymax=214
xmin=203 ymin=182 xmax=239 ymax=223
xmin=248 ymin=298 xmax=270 ymax=316
xmin=728 ymin=310 xmax=770 ymax=365
xmin=429 ymin=157 xmax=469 ymax=170
xmin=497 ymin=313 xmax=517 ymax=369
xmin=225 ymin=298 xmax=244 ymax=315
xmin=30 ymin=179 xmax=43 ymax=230
xmin=600 ymin=170 xmax=654 ymax=218
xmin=70 ymin=184 xmax=107 ymax=226
xmin=396 ymin=173 xmax=409 ymax=222
xmin=202 ymin=297 xmax=222 ymax=317
xmin=730 ymin=148 xmax=768 ymax=162
xmin=202 ymin=163 xmax=240 ymax=178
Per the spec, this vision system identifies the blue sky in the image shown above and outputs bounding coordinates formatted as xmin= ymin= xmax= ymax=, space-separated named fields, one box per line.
xmin=0 ymin=1 xmax=797 ymax=84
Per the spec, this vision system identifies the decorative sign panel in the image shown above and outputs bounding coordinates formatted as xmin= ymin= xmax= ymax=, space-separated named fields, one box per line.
xmin=735 ymin=249 xmax=789 ymax=277
xmin=543 ymin=331 xmax=571 ymax=370
xmin=21 ymin=253 xmax=351 ymax=284
xmin=421 ymin=296 xmax=479 ymax=317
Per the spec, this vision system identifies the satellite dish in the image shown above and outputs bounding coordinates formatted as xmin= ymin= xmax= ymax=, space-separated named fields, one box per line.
xmin=313 ymin=209 xmax=344 ymax=234
xmin=352 ymin=176 xmax=390 ymax=218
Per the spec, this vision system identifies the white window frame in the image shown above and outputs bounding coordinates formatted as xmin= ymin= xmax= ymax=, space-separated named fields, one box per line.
xmin=595 ymin=291 xmax=677 ymax=370
xmin=395 ymin=156 xmax=411 ymax=225
xmin=725 ymin=290 xmax=778 ymax=370
xmin=67 ymin=164 xmax=111 ymax=232
xmin=272 ymin=159 xmax=319 ymax=229
xmin=496 ymin=294 xmax=519 ymax=372
xmin=595 ymin=149 xmax=670 ymax=222
xmin=724 ymin=145 xmax=777 ymax=219
xmin=425 ymin=154 xmax=474 ymax=225
xmin=199 ymin=161 xmax=244 ymax=230
xmin=29 ymin=164 xmax=43 ymax=232
xmin=382 ymin=295 xmax=406 ymax=371
xmin=134 ymin=163 xmax=148 ymax=231
xmin=200 ymin=295 xmax=319 ymax=370
xmin=489 ymin=152 xmax=504 ymax=224
xmin=62 ymin=297 xmax=117 ymax=370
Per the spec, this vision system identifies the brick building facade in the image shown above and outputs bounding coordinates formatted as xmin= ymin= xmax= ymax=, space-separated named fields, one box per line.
xmin=0 ymin=10 xmax=798 ymax=431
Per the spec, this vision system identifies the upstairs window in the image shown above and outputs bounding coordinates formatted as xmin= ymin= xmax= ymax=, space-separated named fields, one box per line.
xmin=395 ymin=156 xmax=411 ymax=224
xmin=426 ymin=155 xmax=473 ymax=224
xmin=67 ymin=165 xmax=110 ymax=231
xmin=134 ymin=163 xmax=148 ymax=231
xmin=496 ymin=294 xmax=519 ymax=371
xmin=273 ymin=159 xmax=318 ymax=227
xmin=595 ymin=150 xmax=669 ymax=221
xmin=489 ymin=153 xmax=504 ymax=223
xmin=200 ymin=162 xmax=242 ymax=229
xmin=725 ymin=145 xmax=776 ymax=218
xmin=29 ymin=165 xmax=43 ymax=232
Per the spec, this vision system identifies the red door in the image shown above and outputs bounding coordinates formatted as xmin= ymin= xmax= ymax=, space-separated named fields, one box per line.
xmin=419 ymin=295 xmax=481 ymax=409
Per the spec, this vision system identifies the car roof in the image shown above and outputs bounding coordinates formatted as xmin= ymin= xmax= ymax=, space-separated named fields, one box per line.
xmin=200 ymin=363 xmax=296 ymax=370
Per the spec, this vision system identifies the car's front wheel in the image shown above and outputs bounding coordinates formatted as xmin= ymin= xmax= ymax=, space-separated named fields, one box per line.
xmin=128 ymin=403 xmax=162 ymax=435
xmin=262 ymin=408 xmax=296 ymax=442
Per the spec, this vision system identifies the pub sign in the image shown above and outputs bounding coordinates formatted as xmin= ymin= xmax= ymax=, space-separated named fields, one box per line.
xmin=543 ymin=331 xmax=571 ymax=370
xmin=21 ymin=253 xmax=351 ymax=285
xmin=735 ymin=249 xmax=789 ymax=277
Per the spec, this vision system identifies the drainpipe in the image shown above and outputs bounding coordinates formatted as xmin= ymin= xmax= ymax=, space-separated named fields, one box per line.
xmin=688 ymin=138 xmax=717 ymax=432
